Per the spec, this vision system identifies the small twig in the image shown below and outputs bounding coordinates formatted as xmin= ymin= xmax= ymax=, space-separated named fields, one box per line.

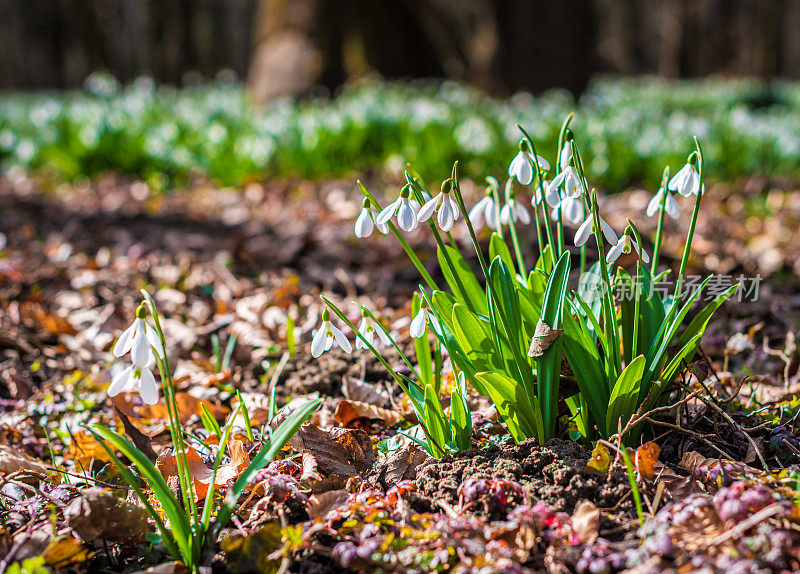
xmin=615 ymin=388 xmax=702 ymax=442
xmin=704 ymin=503 xmax=784 ymax=547
xmin=693 ymin=390 xmax=769 ymax=469
xmin=642 ymin=417 xmax=734 ymax=460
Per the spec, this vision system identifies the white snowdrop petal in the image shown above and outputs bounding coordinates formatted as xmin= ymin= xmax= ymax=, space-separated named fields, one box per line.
xmin=545 ymin=181 xmax=561 ymax=207
xmin=574 ymin=216 xmax=594 ymax=246
xmin=417 ymin=194 xmax=441 ymax=222
xmin=646 ymin=192 xmax=662 ymax=218
xmin=516 ymin=203 xmax=531 ymax=224
xmin=600 ymin=219 xmax=619 ymax=245
xmin=438 ymin=201 xmax=455 ymax=231
xmin=536 ymin=155 xmax=550 ymax=171
xmin=376 ymin=200 xmax=399 ymax=225
xmin=499 ymin=204 xmax=512 ymax=225
xmin=397 ymin=199 xmax=418 ymax=231
xmin=311 ymin=326 xmax=328 ymax=358
xmin=108 ymin=366 xmax=133 ymax=397
xmin=138 ymin=368 xmax=159 ymax=405
xmin=409 ymin=310 xmax=427 ymax=338
xmin=131 ymin=324 xmax=152 ymax=367
xmin=376 ymin=326 xmax=393 ymax=346
xmin=145 ymin=325 xmax=165 ymax=360
xmin=112 ymin=322 xmax=137 ymax=357
xmin=666 ymin=194 xmax=680 ymax=219
xmin=354 ymin=209 xmax=374 ymax=238
xmin=607 ymin=242 xmax=624 ymax=264
xmin=331 ymin=325 xmax=352 ymax=353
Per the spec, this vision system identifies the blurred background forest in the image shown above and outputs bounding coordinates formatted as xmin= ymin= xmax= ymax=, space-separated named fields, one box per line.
xmin=2 ymin=0 xmax=799 ymax=97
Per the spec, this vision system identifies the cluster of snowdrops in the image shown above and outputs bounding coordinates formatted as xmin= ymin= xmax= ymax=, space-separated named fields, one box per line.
xmin=96 ymin=116 xmax=734 ymax=573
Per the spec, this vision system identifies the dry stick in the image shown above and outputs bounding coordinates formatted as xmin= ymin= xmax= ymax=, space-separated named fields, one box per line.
xmin=614 ymin=388 xmax=703 ymax=443
xmin=704 ymin=503 xmax=784 ymax=548
xmin=642 ymin=417 xmax=735 ymax=460
xmin=692 ymin=390 xmax=769 ymax=469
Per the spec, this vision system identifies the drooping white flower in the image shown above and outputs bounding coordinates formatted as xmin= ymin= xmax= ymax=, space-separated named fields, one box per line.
xmin=409 ymin=300 xmax=440 ymax=339
xmin=468 ymin=193 xmax=499 ymax=232
xmin=607 ymin=234 xmax=650 ymax=265
xmin=646 ymin=187 xmax=680 ymax=220
xmin=418 ymin=180 xmax=460 ymax=232
xmin=108 ymin=364 xmax=159 ymax=405
xmin=376 ymin=187 xmax=419 ymax=232
xmin=355 ymin=199 xmax=389 ymax=237
xmin=552 ymin=196 xmax=585 ymax=226
xmin=356 ymin=313 xmax=392 ymax=350
xmin=542 ymin=178 xmax=562 ymax=207
xmin=574 ymin=213 xmax=619 ymax=247
xmin=500 ymin=198 xmax=531 ymax=225
xmin=311 ymin=308 xmax=352 ymax=358
xmin=668 ymin=159 xmax=700 ymax=197
xmin=508 ymin=142 xmax=549 ymax=186
xmin=559 ymin=142 xmax=571 ymax=171
xmin=549 ymin=164 xmax=584 ymax=198
xmin=113 ymin=307 xmax=165 ymax=368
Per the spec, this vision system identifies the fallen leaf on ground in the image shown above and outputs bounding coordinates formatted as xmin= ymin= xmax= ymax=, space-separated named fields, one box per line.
xmin=64 ymin=487 xmax=150 ymax=542
xmin=635 ymin=442 xmax=661 ymax=480
xmin=0 ymin=445 xmax=49 ymax=476
xmin=334 ymin=400 xmax=401 ymax=427
xmin=293 ymin=424 xmax=376 ymax=484
xmin=43 ymin=536 xmax=92 ymax=569
xmin=571 ymin=500 xmax=600 ymax=544
xmin=114 ymin=407 xmax=158 ymax=463
xmin=343 ymin=376 xmax=391 ymax=407
xmin=67 ymin=431 xmax=114 ymax=469
xmin=368 ymin=444 xmax=429 ymax=488
xmin=586 ymin=443 xmax=610 ymax=474
xmin=156 ymin=438 xmax=250 ymax=500
xmin=307 ymin=490 xmax=350 ymax=519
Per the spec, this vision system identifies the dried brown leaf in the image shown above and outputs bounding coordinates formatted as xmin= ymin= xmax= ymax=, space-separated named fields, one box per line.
xmin=65 ymin=487 xmax=150 ymax=542
xmin=527 ymin=319 xmax=563 ymax=357
xmin=334 ymin=400 xmax=401 ymax=427
xmin=0 ymin=445 xmax=49 ymax=476
xmin=570 ymin=500 xmax=600 ymax=545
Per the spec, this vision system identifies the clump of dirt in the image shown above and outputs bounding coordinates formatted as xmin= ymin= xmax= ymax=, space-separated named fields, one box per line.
xmin=281 ymin=349 xmax=397 ymax=397
xmin=415 ymin=438 xmax=643 ymax=538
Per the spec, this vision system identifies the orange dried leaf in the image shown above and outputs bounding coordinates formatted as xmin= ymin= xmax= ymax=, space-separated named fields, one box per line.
xmin=635 ymin=441 xmax=661 ymax=480
xmin=586 ymin=443 xmax=610 ymax=474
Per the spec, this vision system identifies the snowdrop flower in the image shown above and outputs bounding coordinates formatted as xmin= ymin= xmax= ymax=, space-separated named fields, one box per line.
xmin=500 ymin=186 xmax=531 ymax=225
xmin=469 ymin=189 xmax=499 ymax=231
xmin=607 ymin=234 xmax=650 ymax=265
xmin=646 ymin=187 xmax=680 ymax=220
xmin=552 ymin=196 xmax=585 ymax=226
xmin=355 ymin=198 xmax=389 ymax=237
xmin=508 ymin=141 xmax=549 ymax=186
xmin=418 ymin=180 xmax=460 ymax=232
xmin=542 ymin=178 xmax=562 ymax=207
xmin=113 ymin=304 xmax=165 ymax=367
xmin=355 ymin=311 xmax=392 ymax=349
xmin=549 ymin=161 xmax=584 ymax=198
xmin=108 ymin=364 xmax=159 ymax=405
xmin=668 ymin=156 xmax=700 ymax=197
xmin=559 ymin=142 xmax=571 ymax=171
xmin=376 ymin=186 xmax=419 ymax=232
xmin=311 ymin=308 xmax=352 ymax=358
xmin=574 ymin=213 xmax=619 ymax=247
xmin=409 ymin=299 xmax=440 ymax=338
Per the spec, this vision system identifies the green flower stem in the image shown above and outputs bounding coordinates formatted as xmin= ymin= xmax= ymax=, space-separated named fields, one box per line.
xmin=517 ymin=124 xmax=555 ymax=267
xmin=450 ymin=163 xmax=535 ymax=391
xmin=628 ymin=221 xmax=645 ymax=360
xmin=488 ymin=177 xmax=505 ymax=237
xmin=675 ymin=140 xmax=705 ymax=300
xmin=141 ymin=291 xmax=199 ymax=536
xmin=503 ymin=191 xmax=528 ymax=277
xmin=650 ymin=166 xmax=670 ymax=275
xmin=357 ymin=181 xmax=438 ymax=291
xmin=406 ymin=178 xmax=481 ymax=315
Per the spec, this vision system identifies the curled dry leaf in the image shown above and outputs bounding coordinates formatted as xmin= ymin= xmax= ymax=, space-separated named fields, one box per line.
xmin=156 ymin=438 xmax=250 ymax=500
xmin=64 ymin=487 xmax=150 ymax=542
xmin=334 ymin=400 xmax=402 ymax=427
xmin=634 ymin=442 xmax=661 ymax=480
xmin=585 ymin=443 xmax=610 ymax=474
xmin=570 ymin=500 xmax=600 ymax=544
xmin=527 ymin=319 xmax=563 ymax=357
xmin=307 ymin=490 xmax=350 ymax=520
xmin=293 ymin=424 xmax=376 ymax=484
xmin=343 ymin=375 xmax=391 ymax=408
xmin=368 ymin=444 xmax=429 ymax=489
xmin=0 ymin=445 xmax=49 ymax=476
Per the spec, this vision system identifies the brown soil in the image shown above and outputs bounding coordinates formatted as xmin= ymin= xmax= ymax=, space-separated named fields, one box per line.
xmin=415 ymin=438 xmax=643 ymax=538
